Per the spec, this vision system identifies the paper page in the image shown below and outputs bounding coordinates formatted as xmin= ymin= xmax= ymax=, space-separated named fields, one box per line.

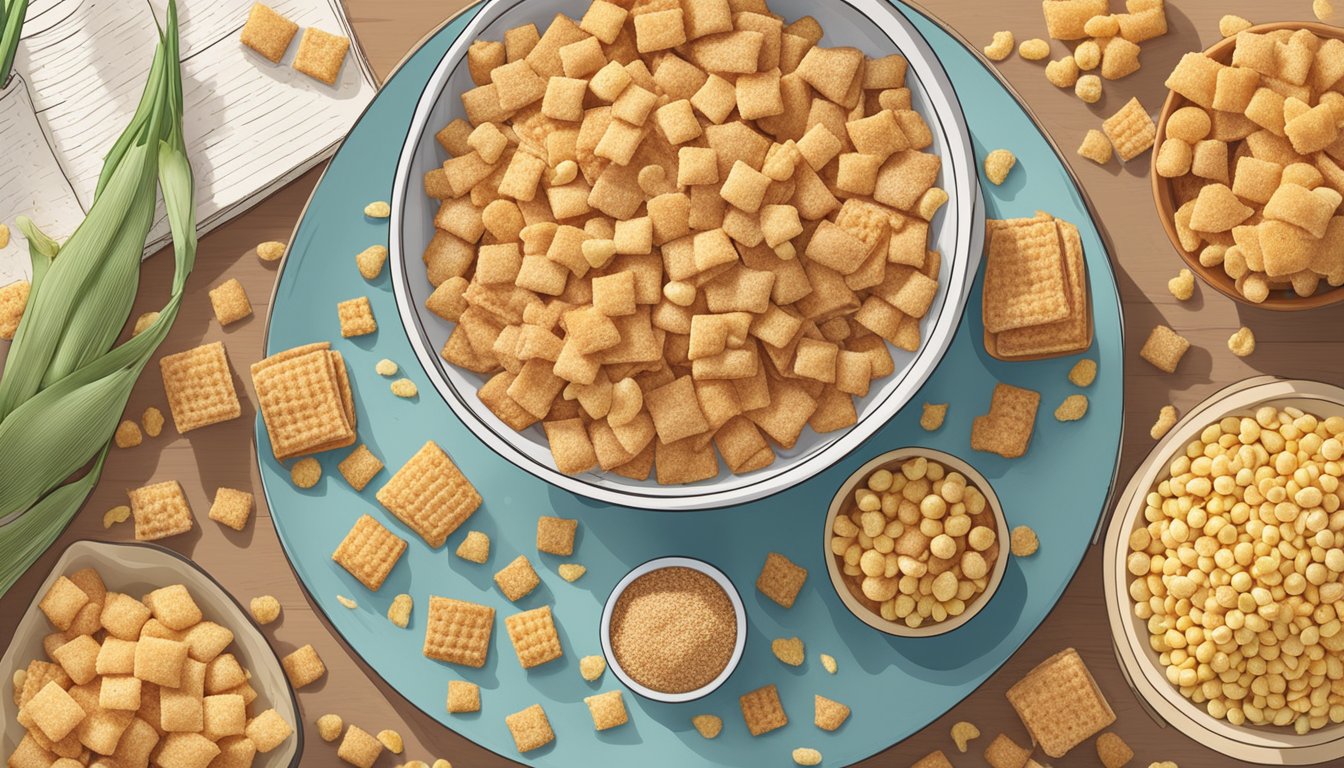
xmin=15 ymin=0 xmax=376 ymax=253
xmin=0 ymin=75 xmax=84 ymax=287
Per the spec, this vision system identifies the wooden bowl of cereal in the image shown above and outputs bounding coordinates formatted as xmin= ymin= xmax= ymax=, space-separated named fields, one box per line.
xmin=1151 ymin=23 xmax=1344 ymax=311
xmin=1104 ymin=377 xmax=1344 ymax=764
xmin=599 ymin=557 xmax=746 ymax=703
xmin=823 ymin=448 xmax=1009 ymax=637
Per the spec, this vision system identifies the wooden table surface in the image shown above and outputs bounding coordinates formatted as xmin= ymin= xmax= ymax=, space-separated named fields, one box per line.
xmin=5 ymin=1 xmax=1344 ymax=766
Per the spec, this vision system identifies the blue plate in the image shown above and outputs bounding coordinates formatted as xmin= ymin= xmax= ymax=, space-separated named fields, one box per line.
xmin=260 ymin=3 xmax=1125 ymax=765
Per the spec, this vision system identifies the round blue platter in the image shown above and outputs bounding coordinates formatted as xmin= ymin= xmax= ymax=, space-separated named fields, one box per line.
xmin=259 ymin=2 xmax=1126 ymax=765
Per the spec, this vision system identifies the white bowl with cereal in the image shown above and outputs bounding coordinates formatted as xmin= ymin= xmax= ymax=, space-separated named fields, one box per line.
xmin=823 ymin=448 xmax=1009 ymax=637
xmin=389 ymin=0 xmax=982 ymax=510
xmin=1104 ymin=377 xmax=1344 ymax=764
xmin=0 ymin=540 xmax=301 ymax=768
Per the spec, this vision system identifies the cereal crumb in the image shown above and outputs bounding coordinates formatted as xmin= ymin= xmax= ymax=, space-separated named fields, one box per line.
xmin=0 ymin=223 xmax=8 ymax=248
xmin=388 ymin=593 xmax=413 ymax=628
xmin=1075 ymin=74 xmax=1102 ymax=103
xmin=771 ymin=636 xmax=805 ymax=666
xmin=792 ymin=747 xmax=822 ymax=766
xmin=102 ymin=505 xmax=131 ymax=529
xmin=377 ymin=729 xmax=404 ymax=754
xmin=1054 ymin=394 xmax=1089 ymax=422
xmin=250 ymin=595 xmax=281 ymax=624
xmin=1068 ymin=359 xmax=1098 ymax=387
xmin=1097 ymin=732 xmax=1134 ymax=768
xmin=920 ymin=402 xmax=948 ymax=431
xmin=984 ymin=149 xmax=1017 ymax=186
xmin=142 ymin=406 xmax=165 ymax=437
xmin=1019 ymin=38 xmax=1050 ymax=61
xmin=1010 ymin=526 xmax=1040 ymax=557
xmin=984 ymin=31 xmax=1014 ymax=61
xmin=692 ymin=714 xmax=723 ymax=739
xmin=256 ymin=241 xmax=286 ymax=262
xmin=1151 ymin=404 xmax=1178 ymax=440
xmin=1218 ymin=15 xmax=1252 ymax=37
xmin=364 ymin=201 xmax=391 ymax=218
xmin=1148 ymin=763 xmax=1178 ymax=768
xmin=114 ymin=419 xmax=143 ymax=448
xmin=1316 ymin=0 xmax=1335 ymax=20
xmin=391 ymin=378 xmax=419 ymax=398
xmin=951 ymin=720 xmax=981 ymax=752
xmin=579 ymin=655 xmax=606 ymax=682
xmin=1167 ymin=269 xmax=1195 ymax=301
xmin=558 ymin=563 xmax=587 ymax=582
xmin=376 ymin=358 xmax=399 ymax=376
xmin=316 ymin=714 xmax=343 ymax=742
xmin=291 ymin=457 xmax=322 ymax=488
xmin=819 ymin=653 xmax=837 ymax=674
xmin=357 ymin=245 xmax=389 ymax=280
xmin=1228 ymin=327 xmax=1255 ymax=357
xmin=132 ymin=311 xmax=159 ymax=336
xmin=433 ymin=761 xmax=452 ymax=768
xmin=1077 ymin=129 xmax=1113 ymax=165
xmin=337 ymin=594 xmax=357 ymax=609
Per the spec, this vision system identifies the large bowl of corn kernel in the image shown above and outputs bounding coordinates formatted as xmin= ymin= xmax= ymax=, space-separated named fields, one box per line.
xmin=823 ymin=448 xmax=1008 ymax=637
xmin=1105 ymin=377 xmax=1344 ymax=764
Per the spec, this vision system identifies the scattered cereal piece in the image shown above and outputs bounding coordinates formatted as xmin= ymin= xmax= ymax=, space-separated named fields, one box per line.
xmin=391 ymin=378 xmax=418 ymax=398
xmin=338 ymin=444 xmax=384 ymax=492
xmin=1068 ymin=359 xmax=1098 ymax=387
xmin=132 ymin=310 xmax=159 ymax=336
xmin=1077 ymin=129 xmax=1113 ymax=164
xmin=692 ymin=714 xmax=723 ymax=739
xmin=115 ymin=419 xmax=143 ymax=448
xmin=388 ymin=594 xmax=413 ymax=628
xmin=281 ymin=644 xmax=326 ymax=688
xmin=792 ymin=748 xmax=822 ymax=766
xmin=1019 ymin=39 xmax=1050 ymax=61
xmin=208 ymin=487 xmax=254 ymax=532
xmin=291 ymin=457 xmax=322 ymax=489
xmin=771 ymin=637 xmax=804 ymax=666
xmin=332 ymin=514 xmax=407 ymax=591
xmin=376 ymin=729 xmax=404 ymax=754
xmin=364 ymin=201 xmax=391 ymax=218
xmin=0 ymin=223 xmax=8 ymax=248
xmin=102 ymin=504 xmax=131 ymax=529
xmin=433 ymin=761 xmax=453 ymax=768
xmin=1075 ymin=74 xmax=1102 ymax=103
xmin=558 ymin=563 xmax=586 ymax=582
xmin=294 ymin=27 xmax=350 ymax=85
xmin=250 ymin=595 xmax=281 ymax=624
xmin=456 ymin=531 xmax=491 ymax=564
xmin=984 ymin=733 xmax=1032 ymax=768
xmin=159 ymin=341 xmax=243 ymax=433
xmin=338 ymin=724 xmax=385 ymax=768
xmin=1139 ymin=324 xmax=1189 ymax=373
xmin=814 ymin=694 xmax=850 ymax=731
xmin=1167 ymin=269 xmax=1195 ymax=300
xmin=756 ymin=552 xmax=807 ymax=608
xmin=584 ymin=690 xmax=629 ymax=731
xmin=1011 ymin=525 xmax=1040 ymax=557
xmin=375 ymin=358 xmax=399 ymax=376
xmin=1150 ymin=404 xmax=1178 ymax=440
xmin=913 ymin=751 xmax=955 ymax=768
xmin=240 ymin=3 xmax=298 ymax=62
xmin=317 ymin=714 xmax=343 ymax=742
xmin=494 ymin=555 xmax=541 ymax=602
xmin=819 ymin=653 xmax=837 ymax=674
xmin=142 ymin=406 xmax=165 ymax=437
xmin=971 ymin=383 xmax=1040 ymax=459
xmin=256 ymin=241 xmax=286 ymax=262
xmin=1097 ymin=732 xmax=1134 ymax=768
xmin=1008 ymin=648 xmax=1116 ymax=758
xmin=1149 ymin=762 xmax=1178 ymax=768
xmin=128 ymin=479 xmax=195 ymax=541
xmin=1227 ymin=326 xmax=1255 ymax=357
xmin=209 ymin=278 xmax=253 ymax=326
xmin=740 ymin=684 xmax=788 ymax=736
xmin=951 ymin=720 xmax=981 ymax=752
xmin=447 ymin=679 xmax=481 ymax=713
xmin=536 ymin=515 xmax=578 ymax=556
xmin=1046 ymin=56 xmax=1080 ymax=88
xmin=505 ymin=704 xmax=555 ymax=753
xmin=0 ymin=280 xmax=27 ymax=339
xmin=1316 ymin=0 xmax=1335 ymax=21
xmin=984 ymin=31 xmax=1014 ymax=61
xmin=1218 ymin=15 xmax=1252 ymax=37
xmin=579 ymin=655 xmax=606 ymax=682
xmin=356 ymin=245 xmax=389 ymax=280
xmin=1103 ymin=97 xmax=1157 ymax=161
xmin=338 ymin=296 xmax=377 ymax=337
xmin=1055 ymin=394 xmax=1089 ymax=422
xmin=921 ymin=402 xmax=948 ymax=431
xmin=984 ymin=149 xmax=1017 ymax=186
xmin=337 ymin=594 xmax=357 ymax=609
xmin=1075 ymin=39 xmax=1102 ymax=71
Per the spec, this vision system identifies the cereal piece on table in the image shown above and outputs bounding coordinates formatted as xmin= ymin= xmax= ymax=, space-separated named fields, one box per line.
xmin=1101 ymin=37 xmax=1141 ymax=80
xmin=912 ymin=752 xmax=954 ymax=768
xmin=1219 ymin=14 xmax=1252 ymax=37
xmin=756 ymin=552 xmax=807 ymax=608
xmin=1139 ymin=325 xmax=1189 ymax=373
xmin=1006 ymin=648 xmax=1114 ymax=758
xmin=739 ymin=684 xmax=788 ymax=736
xmin=447 ymin=679 xmax=481 ymax=713
xmin=209 ymin=278 xmax=253 ymax=326
xmin=971 ymin=383 xmax=1040 ymax=459
xmin=1077 ymin=128 xmax=1113 ymax=164
xmin=579 ymin=655 xmax=605 ymax=682
xmin=585 ymin=690 xmax=628 ymax=731
xmin=1075 ymin=74 xmax=1101 ymax=103
xmin=1046 ymin=56 xmax=1080 ymax=88
xmin=1069 ymin=359 xmax=1098 ymax=387
xmin=1054 ymin=394 xmax=1089 ymax=421
xmin=293 ymin=27 xmax=350 ymax=85
xmin=814 ymin=694 xmax=850 ymax=731
xmin=256 ymin=240 xmax=286 ymax=261
xmin=337 ymin=296 xmax=377 ymax=337
xmin=249 ymin=595 xmax=281 ymax=625
xmin=1042 ymin=0 xmax=1107 ymax=39
xmin=1102 ymin=98 xmax=1156 ymax=161
xmin=1011 ymin=526 xmax=1040 ymax=556
xmin=356 ymin=245 xmax=389 ymax=280
xmin=771 ymin=637 xmax=804 ymax=666
xmin=1150 ymin=404 xmax=1178 ymax=439
xmin=208 ymin=487 xmax=254 ymax=532
xmin=142 ymin=406 xmax=165 ymax=437
xmin=558 ymin=563 xmax=586 ymax=582
xmin=984 ymin=733 xmax=1031 ymax=768
xmin=951 ymin=720 xmax=981 ymax=752
xmin=240 ymin=3 xmax=297 ymax=63
xmin=456 ymin=530 xmax=491 ymax=564
xmin=1167 ymin=269 xmax=1195 ymax=300
xmin=536 ymin=515 xmax=578 ymax=556
xmin=338 ymin=444 xmax=384 ymax=491
xmin=819 ymin=653 xmax=838 ymax=674
xmin=1018 ymin=39 xmax=1050 ymax=61
xmin=316 ymin=713 xmax=343 ymax=742
xmin=423 ymin=597 xmax=494 ymax=668
xmin=280 ymin=644 xmax=325 ymax=688
xmin=291 ymin=457 xmax=321 ymax=489
xmin=505 ymin=704 xmax=555 ymax=753
xmin=1317 ymin=0 xmax=1335 ymax=20
xmin=981 ymin=215 xmax=1069 ymax=333
xmin=159 ymin=341 xmax=242 ymax=433
xmin=337 ymin=724 xmax=384 ymax=768
xmin=103 ymin=504 xmax=131 ymax=529
xmin=331 ymin=514 xmax=407 ymax=592
xmin=114 ymin=419 xmax=143 ymax=448
xmin=375 ymin=358 xmax=398 ymax=377
xmin=376 ymin=729 xmax=403 ymax=754
xmin=377 ymin=441 xmax=482 ymax=549
xmin=984 ymin=31 xmax=1014 ymax=61
xmin=132 ymin=310 xmax=159 ymax=336
xmin=1228 ymin=326 xmax=1255 ymax=357
xmin=128 ymin=480 xmax=194 ymax=542
xmin=984 ymin=149 xmax=1017 ymax=185
xmin=1097 ymin=732 xmax=1134 ymax=768
xmin=692 ymin=713 xmax=722 ymax=739
xmin=495 ymin=555 xmax=541 ymax=602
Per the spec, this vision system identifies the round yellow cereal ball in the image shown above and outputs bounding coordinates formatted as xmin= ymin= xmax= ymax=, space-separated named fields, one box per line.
xmin=1018 ymin=38 xmax=1051 ymax=61
xmin=1155 ymin=138 xmax=1193 ymax=178
xmin=316 ymin=714 xmax=342 ymax=742
xmin=1166 ymin=107 xmax=1211 ymax=143
xmin=1075 ymin=74 xmax=1102 ymax=103
xmin=291 ymin=458 xmax=322 ymax=489
xmin=250 ymin=595 xmax=281 ymax=624
xmin=1010 ymin=526 xmax=1040 ymax=557
xmin=962 ymin=551 xmax=989 ymax=580
xmin=968 ymin=525 xmax=997 ymax=551
xmin=1074 ymin=40 xmax=1102 ymax=71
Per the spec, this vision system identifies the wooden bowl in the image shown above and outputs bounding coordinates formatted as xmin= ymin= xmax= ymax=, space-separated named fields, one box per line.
xmin=1151 ymin=22 xmax=1344 ymax=311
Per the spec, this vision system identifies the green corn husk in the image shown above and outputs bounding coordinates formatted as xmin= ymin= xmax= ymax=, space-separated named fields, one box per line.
xmin=0 ymin=1 xmax=194 ymax=596
xmin=0 ymin=0 xmax=29 ymax=87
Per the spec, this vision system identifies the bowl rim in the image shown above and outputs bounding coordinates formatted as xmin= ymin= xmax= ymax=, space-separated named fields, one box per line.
xmin=1149 ymin=22 xmax=1344 ymax=312
xmin=598 ymin=556 xmax=748 ymax=703
xmin=1103 ymin=376 xmax=1344 ymax=764
xmin=0 ymin=539 xmax=303 ymax=767
xmin=821 ymin=447 xmax=1010 ymax=638
xmin=387 ymin=0 xmax=985 ymax=511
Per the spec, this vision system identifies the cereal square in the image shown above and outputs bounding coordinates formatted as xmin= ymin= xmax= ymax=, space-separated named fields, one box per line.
xmin=1101 ymin=97 xmax=1156 ymax=161
xmin=634 ymin=9 xmax=687 ymax=53
xmin=423 ymin=597 xmax=494 ymax=668
xmin=51 ymin=634 xmax=99 ymax=685
xmin=739 ymin=684 xmax=788 ymax=736
xmin=336 ymin=724 xmax=383 ymax=768
xmin=280 ymin=644 xmax=326 ymax=688
xmin=251 ymin=342 xmax=356 ymax=460
xmin=756 ymin=552 xmax=807 ymax=608
xmin=160 ymin=342 xmax=242 ymax=433
xmin=536 ymin=515 xmax=578 ymax=556
xmin=245 ymin=708 xmax=294 ymax=753
xmin=26 ymin=681 xmax=85 ymax=741
xmin=161 ymin=685 xmax=204 ymax=732
xmin=39 ymin=576 xmax=90 ymax=631
xmin=146 ymin=583 xmax=202 ymax=631
xmin=1006 ymin=649 xmax=1114 ymax=758
xmin=332 ymin=514 xmax=408 ymax=591
xmin=456 ymin=530 xmax=491 ymax=564
xmin=209 ymin=279 xmax=253 ymax=326
xmin=240 ymin=3 xmax=298 ymax=63
xmin=207 ymin=487 xmax=254 ymax=532
xmin=1139 ymin=324 xmax=1189 ymax=373
xmin=101 ymin=593 xmax=152 ymax=641
xmin=505 ymin=704 xmax=555 ymax=753
xmin=134 ymin=636 xmax=189 ymax=687
xmin=337 ymin=296 xmax=377 ymax=337
xmin=585 ymin=690 xmax=629 ymax=730
xmin=505 ymin=605 xmax=564 ymax=669
xmin=96 ymin=637 xmax=138 ymax=676
xmin=338 ymin=444 xmax=384 ymax=491
xmin=202 ymin=694 xmax=246 ymax=742
xmin=984 ymin=733 xmax=1031 ymax=768
xmin=99 ymin=675 xmax=142 ymax=711
xmin=293 ymin=27 xmax=350 ymax=85
xmin=447 ymin=679 xmax=481 ymax=713
xmin=814 ymin=694 xmax=850 ymax=731
xmin=495 ymin=555 xmax=542 ymax=602
xmin=129 ymin=480 xmax=195 ymax=542
xmin=377 ymin=441 xmax=483 ymax=548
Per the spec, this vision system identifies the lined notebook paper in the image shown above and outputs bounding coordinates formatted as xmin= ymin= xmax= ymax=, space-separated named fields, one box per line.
xmin=0 ymin=0 xmax=377 ymax=286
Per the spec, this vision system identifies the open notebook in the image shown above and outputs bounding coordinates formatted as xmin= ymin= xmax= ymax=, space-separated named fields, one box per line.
xmin=0 ymin=0 xmax=377 ymax=286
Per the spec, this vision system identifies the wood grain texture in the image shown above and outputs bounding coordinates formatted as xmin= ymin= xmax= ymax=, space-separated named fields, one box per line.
xmin=4 ymin=1 xmax=1344 ymax=766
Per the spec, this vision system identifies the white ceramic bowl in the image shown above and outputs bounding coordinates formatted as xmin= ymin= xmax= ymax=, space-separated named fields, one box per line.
xmin=0 ymin=540 xmax=302 ymax=767
xmin=389 ymin=0 xmax=984 ymax=511
xmin=1104 ymin=377 xmax=1344 ymax=765
xmin=599 ymin=557 xmax=746 ymax=703
xmin=822 ymin=448 xmax=1008 ymax=637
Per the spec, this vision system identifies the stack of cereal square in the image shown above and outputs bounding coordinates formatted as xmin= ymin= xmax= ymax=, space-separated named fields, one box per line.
xmin=981 ymin=212 xmax=1091 ymax=360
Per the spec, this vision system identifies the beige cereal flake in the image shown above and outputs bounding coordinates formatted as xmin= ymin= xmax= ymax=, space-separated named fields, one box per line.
xmin=1054 ymin=393 xmax=1089 ymax=421
xmin=814 ymin=694 xmax=850 ymax=731
xmin=142 ymin=405 xmax=166 ymax=437
xmin=132 ymin=310 xmax=160 ymax=336
xmin=1068 ymin=358 xmax=1098 ymax=387
xmin=558 ymin=563 xmax=586 ymax=582
xmin=129 ymin=480 xmax=194 ymax=541
xmin=984 ymin=31 xmax=1014 ymax=61
xmin=920 ymin=402 xmax=948 ymax=431
xmin=792 ymin=747 xmax=823 ymax=766
xmin=1077 ymin=129 xmax=1113 ymax=165
xmin=387 ymin=593 xmax=413 ymax=628
xmin=579 ymin=654 xmax=606 ymax=681
xmin=1150 ymin=404 xmax=1178 ymax=439
xmin=0 ymin=279 xmax=29 ymax=339
xmin=291 ymin=457 xmax=322 ymax=489
xmin=256 ymin=240 xmax=286 ymax=261
xmin=771 ymin=636 xmax=804 ymax=666
xmin=250 ymin=595 xmax=281 ymax=624
xmin=357 ymin=245 xmax=389 ymax=279
xmin=1227 ymin=326 xmax=1255 ymax=357
xmin=819 ymin=653 xmax=837 ymax=674
xmin=692 ymin=713 xmax=723 ymax=739
xmin=455 ymin=530 xmax=491 ymax=564
xmin=114 ymin=419 xmax=143 ymax=448
xmin=951 ymin=720 xmax=981 ymax=752
xmin=1018 ymin=39 xmax=1050 ymax=61
xmin=102 ymin=504 xmax=131 ymax=529
xmin=293 ymin=27 xmax=350 ymax=85
xmin=984 ymin=149 xmax=1017 ymax=186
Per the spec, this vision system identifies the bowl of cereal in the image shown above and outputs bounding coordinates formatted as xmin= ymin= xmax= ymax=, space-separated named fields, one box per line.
xmin=1104 ymin=377 xmax=1344 ymax=764
xmin=389 ymin=0 xmax=982 ymax=510
xmin=1152 ymin=23 xmax=1344 ymax=311
xmin=599 ymin=557 xmax=746 ymax=703
xmin=823 ymin=448 xmax=1008 ymax=637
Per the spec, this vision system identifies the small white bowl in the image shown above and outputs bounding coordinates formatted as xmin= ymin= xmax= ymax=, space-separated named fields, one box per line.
xmin=0 ymin=540 xmax=302 ymax=767
xmin=822 ymin=448 xmax=1009 ymax=637
xmin=599 ymin=557 xmax=747 ymax=703
xmin=1104 ymin=377 xmax=1344 ymax=765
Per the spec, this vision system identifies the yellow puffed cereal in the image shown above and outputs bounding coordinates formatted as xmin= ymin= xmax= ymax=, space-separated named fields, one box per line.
xmin=1010 ymin=526 xmax=1039 ymax=557
xmin=1218 ymin=15 xmax=1252 ymax=37
xmin=364 ymin=201 xmax=391 ymax=218
xmin=692 ymin=714 xmax=723 ymax=739
xmin=984 ymin=31 xmax=1015 ymax=61
xmin=1075 ymin=74 xmax=1102 ymax=103
xmin=376 ymin=359 xmax=399 ymax=376
xmin=1227 ymin=326 xmax=1255 ymax=357
xmin=317 ymin=714 xmax=343 ymax=742
xmin=1150 ymin=404 xmax=1177 ymax=439
xmin=921 ymin=402 xmax=948 ymax=431
xmin=1167 ymin=268 xmax=1195 ymax=300
xmin=1155 ymin=138 xmax=1193 ymax=178
xmin=950 ymin=720 xmax=981 ymax=752
xmin=337 ymin=594 xmax=357 ymax=609
xmin=819 ymin=653 xmax=837 ymax=674
xmin=792 ymin=748 xmax=823 ymax=766
xmin=1018 ymin=38 xmax=1050 ymax=61
xmin=114 ymin=420 xmax=143 ymax=448
xmin=1074 ymin=39 xmax=1102 ymax=71
xmin=250 ymin=595 xmax=281 ymax=624
xmin=558 ymin=563 xmax=587 ymax=582
xmin=984 ymin=149 xmax=1018 ymax=186
xmin=391 ymin=378 xmax=419 ymax=398
xmin=377 ymin=729 xmax=404 ymax=754
xmin=579 ymin=655 xmax=606 ymax=682
xmin=388 ymin=593 xmax=413 ymax=628
xmin=142 ymin=406 xmax=165 ymax=437
xmin=1316 ymin=0 xmax=1335 ymax=20
xmin=256 ymin=241 xmax=286 ymax=262
xmin=291 ymin=458 xmax=322 ymax=489
xmin=103 ymin=505 xmax=131 ymax=529
xmin=1054 ymin=394 xmax=1089 ymax=422
xmin=356 ymin=245 xmax=389 ymax=280
xmin=133 ymin=311 xmax=160 ymax=336
xmin=1069 ymin=358 xmax=1098 ymax=387
xmin=1077 ymin=129 xmax=1114 ymax=165
xmin=1045 ymin=56 xmax=1080 ymax=87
